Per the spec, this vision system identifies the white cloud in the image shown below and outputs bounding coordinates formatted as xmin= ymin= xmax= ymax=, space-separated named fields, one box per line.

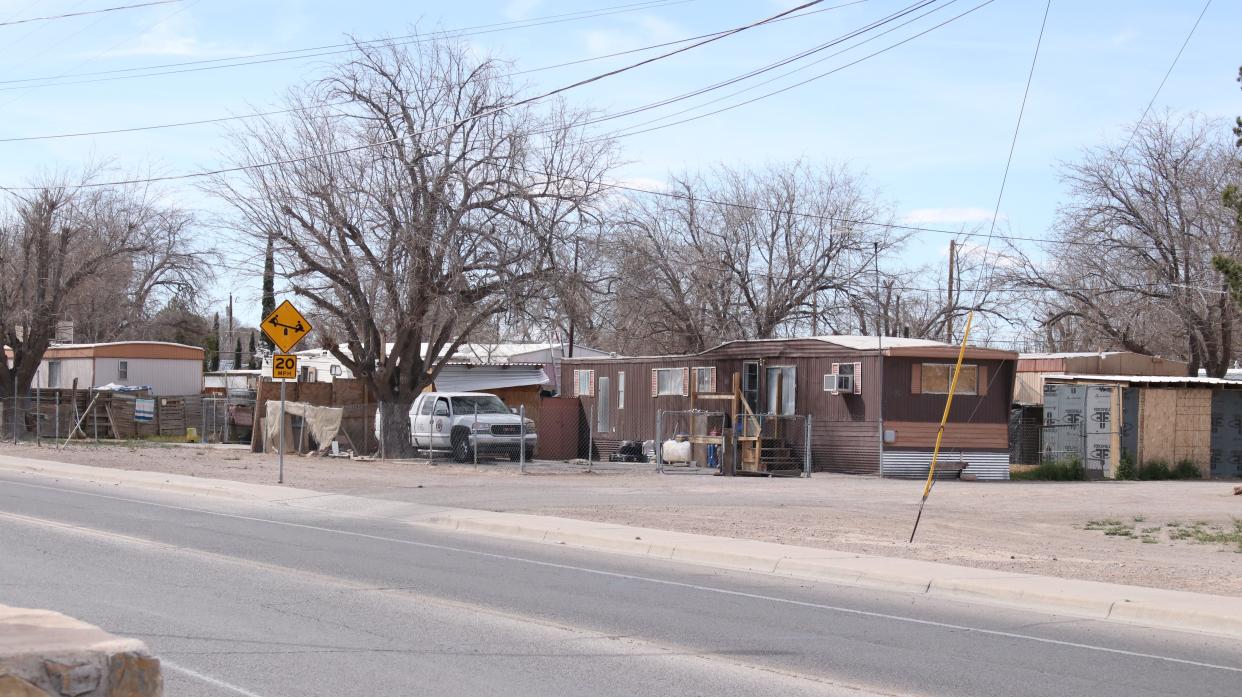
xmin=1108 ymin=28 xmax=1138 ymax=47
xmin=899 ymin=207 xmax=1003 ymax=225
xmin=99 ymin=13 xmax=235 ymax=58
xmin=504 ymin=0 xmax=545 ymax=21
xmin=581 ymin=14 xmax=683 ymax=57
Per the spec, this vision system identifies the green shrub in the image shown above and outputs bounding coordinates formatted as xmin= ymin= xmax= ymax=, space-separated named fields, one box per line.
xmin=1172 ymin=459 xmax=1203 ymax=479
xmin=1136 ymin=459 xmax=1203 ymax=480
xmin=1115 ymin=454 xmax=1137 ymax=480
xmin=1139 ymin=459 xmax=1171 ymax=480
xmin=1012 ymin=458 xmax=1086 ymax=481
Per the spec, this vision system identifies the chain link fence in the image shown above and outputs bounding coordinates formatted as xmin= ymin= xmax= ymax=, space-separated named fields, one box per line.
xmin=655 ymin=409 xmax=812 ymax=477
xmin=1 ymin=392 xmax=69 ymax=445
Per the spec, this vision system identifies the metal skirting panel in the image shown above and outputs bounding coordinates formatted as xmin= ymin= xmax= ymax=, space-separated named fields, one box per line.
xmin=881 ymin=450 xmax=1011 ymax=480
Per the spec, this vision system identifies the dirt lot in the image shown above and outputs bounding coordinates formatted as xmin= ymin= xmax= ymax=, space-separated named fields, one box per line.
xmin=6 ymin=441 xmax=1242 ymax=596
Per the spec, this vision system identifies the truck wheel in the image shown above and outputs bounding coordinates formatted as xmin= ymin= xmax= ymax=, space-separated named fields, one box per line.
xmin=452 ymin=430 xmax=472 ymax=463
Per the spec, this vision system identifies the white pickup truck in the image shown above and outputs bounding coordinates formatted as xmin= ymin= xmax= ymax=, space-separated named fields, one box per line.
xmin=407 ymin=392 xmax=537 ymax=462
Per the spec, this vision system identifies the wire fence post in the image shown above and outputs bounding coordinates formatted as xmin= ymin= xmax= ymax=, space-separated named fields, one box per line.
xmin=587 ymin=400 xmax=594 ymax=472
xmin=35 ymin=389 xmax=41 ymax=446
xmin=426 ymin=406 xmax=434 ymax=464
xmin=473 ymin=405 xmax=479 ymax=470
xmin=655 ymin=410 xmax=663 ymax=473
xmin=91 ymin=388 xmax=98 ymax=442
xmin=519 ymin=404 xmax=526 ymax=473
xmin=10 ymin=378 xmax=17 ymax=445
xmin=803 ymin=414 xmax=812 ymax=478
xmin=54 ymin=393 xmax=60 ymax=447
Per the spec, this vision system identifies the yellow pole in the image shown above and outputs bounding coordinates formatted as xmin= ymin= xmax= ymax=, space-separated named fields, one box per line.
xmin=910 ymin=311 xmax=974 ymax=542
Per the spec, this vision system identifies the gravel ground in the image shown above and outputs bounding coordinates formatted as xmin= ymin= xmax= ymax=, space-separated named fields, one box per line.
xmin=6 ymin=441 xmax=1242 ymax=596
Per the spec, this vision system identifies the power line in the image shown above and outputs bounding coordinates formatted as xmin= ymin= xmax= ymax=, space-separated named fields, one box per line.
xmin=1119 ymin=0 xmax=1212 ymax=155
xmin=0 ymin=1 xmax=865 ymax=143
xmin=592 ymin=0 xmax=961 ymax=136
xmin=0 ymin=0 xmax=180 ymax=28
xmin=0 ymin=0 xmax=700 ymax=90
xmin=602 ymin=0 xmax=993 ymax=141
xmin=581 ymin=0 xmax=942 ymax=128
xmin=0 ymin=0 xmax=828 ymax=192
xmin=0 ymin=0 xmax=203 ymax=114
xmin=971 ymin=0 xmax=1050 ymax=299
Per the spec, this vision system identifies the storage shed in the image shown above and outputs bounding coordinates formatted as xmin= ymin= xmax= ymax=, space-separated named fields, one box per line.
xmin=1014 ymin=352 xmax=1187 ymax=405
xmin=1042 ymin=374 xmax=1242 ymax=478
xmin=563 ymin=336 xmax=1017 ymax=479
xmin=20 ymin=342 xmax=204 ymax=396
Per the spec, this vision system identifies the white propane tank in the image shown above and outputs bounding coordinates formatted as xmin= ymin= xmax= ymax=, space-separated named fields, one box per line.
xmin=662 ymin=439 xmax=692 ymax=463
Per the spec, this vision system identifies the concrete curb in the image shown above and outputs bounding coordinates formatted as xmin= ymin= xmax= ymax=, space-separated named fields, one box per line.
xmin=5 ymin=455 xmax=1242 ymax=639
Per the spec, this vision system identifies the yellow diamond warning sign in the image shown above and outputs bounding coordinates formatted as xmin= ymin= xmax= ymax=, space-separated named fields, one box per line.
xmin=261 ymin=300 xmax=312 ymax=354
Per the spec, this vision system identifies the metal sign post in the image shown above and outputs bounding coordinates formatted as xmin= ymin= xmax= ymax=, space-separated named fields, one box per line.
xmin=261 ymin=300 xmax=313 ymax=485
xmin=278 ymin=379 xmax=286 ymax=484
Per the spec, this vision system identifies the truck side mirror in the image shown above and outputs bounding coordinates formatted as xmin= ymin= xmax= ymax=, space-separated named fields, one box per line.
xmin=510 ymin=407 xmax=518 ymax=414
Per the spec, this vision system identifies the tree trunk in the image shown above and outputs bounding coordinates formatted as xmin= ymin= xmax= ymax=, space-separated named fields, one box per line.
xmin=377 ymin=401 xmax=414 ymax=458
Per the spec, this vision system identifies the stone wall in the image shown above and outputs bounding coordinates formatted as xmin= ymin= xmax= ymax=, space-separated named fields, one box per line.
xmin=0 ymin=605 xmax=161 ymax=697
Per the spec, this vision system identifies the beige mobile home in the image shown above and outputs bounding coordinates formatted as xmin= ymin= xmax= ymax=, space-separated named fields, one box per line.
xmin=26 ymin=342 xmax=204 ymax=396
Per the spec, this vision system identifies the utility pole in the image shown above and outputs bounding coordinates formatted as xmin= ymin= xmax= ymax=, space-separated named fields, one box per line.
xmin=811 ymin=291 xmax=818 ymax=336
xmin=874 ymin=242 xmax=882 ymax=337
xmin=567 ymin=237 xmax=579 ymax=358
xmin=945 ymin=240 xmax=956 ymax=342
xmin=227 ymin=294 xmax=234 ymax=369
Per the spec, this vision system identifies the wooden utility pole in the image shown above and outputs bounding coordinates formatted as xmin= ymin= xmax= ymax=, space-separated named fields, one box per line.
xmin=945 ymin=240 xmax=956 ymax=342
xmin=567 ymin=237 xmax=579 ymax=358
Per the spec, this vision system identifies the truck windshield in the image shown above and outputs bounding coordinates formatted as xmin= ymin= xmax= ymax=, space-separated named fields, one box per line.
xmin=450 ymin=395 xmax=510 ymax=415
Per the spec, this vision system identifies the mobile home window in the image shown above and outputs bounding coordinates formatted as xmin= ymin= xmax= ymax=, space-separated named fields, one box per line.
xmin=574 ymin=369 xmax=595 ymax=397
xmin=835 ymin=363 xmax=855 ymax=393
xmin=118 ymin=361 xmax=128 ymax=380
xmin=654 ymin=368 xmax=684 ymax=396
xmin=618 ymin=371 xmax=625 ymax=409
xmin=920 ymin=363 xmax=978 ymax=395
xmin=765 ymin=366 xmax=796 ymax=415
xmin=693 ymin=366 xmax=716 ymax=394
xmin=47 ymin=361 xmax=61 ymax=388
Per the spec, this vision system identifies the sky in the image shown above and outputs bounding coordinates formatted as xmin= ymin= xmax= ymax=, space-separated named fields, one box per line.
xmin=0 ymin=0 xmax=1237 ymax=329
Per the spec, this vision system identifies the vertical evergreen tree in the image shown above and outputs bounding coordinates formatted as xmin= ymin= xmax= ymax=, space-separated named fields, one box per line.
xmin=261 ymin=234 xmax=276 ymax=350
xmin=207 ymin=313 xmax=220 ymax=371
xmin=233 ymin=337 xmax=242 ymax=371
xmin=247 ymin=332 xmax=258 ymax=369
xmin=1211 ymin=66 xmax=1242 ymax=306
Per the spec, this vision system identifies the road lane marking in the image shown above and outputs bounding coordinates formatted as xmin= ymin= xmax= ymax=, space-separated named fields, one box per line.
xmin=3 ymin=476 xmax=1242 ymax=675
xmin=0 ymin=511 xmax=907 ymax=697
xmin=163 ymin=660 xmax=269 ymax=697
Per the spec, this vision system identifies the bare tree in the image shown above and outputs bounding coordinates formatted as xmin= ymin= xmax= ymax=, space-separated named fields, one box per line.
xmin=1009 ymin=114 xmax=1242 ymax=375
xmin=0 ymin=175 xmax=205 ymax=412
xmin=208 ymin=38 xmax=615 ymax=454
xmin=596 ymin=162 xmax=894 ymax=353
xmin=839 ymin=235 xmax=1015 ymax=343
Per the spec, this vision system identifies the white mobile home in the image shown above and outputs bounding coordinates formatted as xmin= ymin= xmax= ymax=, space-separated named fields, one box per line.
xmin=22 ymin=342 xmax=204 ymax=396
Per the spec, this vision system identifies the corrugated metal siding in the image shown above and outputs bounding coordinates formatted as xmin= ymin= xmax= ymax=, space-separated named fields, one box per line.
xmin=881 ymin=449 xmax=1010 ymax=480
xmin=94 ymin=358 xmax=202 ymax=395
xmin=35 ymin=357 xmax=93 ymax=389
xmin=817 ymin=420 xmax=880 ymax=474
xmin=883 ymin=357 xmax=1015 ymax=424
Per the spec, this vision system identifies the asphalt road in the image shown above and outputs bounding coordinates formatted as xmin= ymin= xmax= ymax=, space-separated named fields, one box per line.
xmin=1 ymin=471 xmax=1239 ymax=697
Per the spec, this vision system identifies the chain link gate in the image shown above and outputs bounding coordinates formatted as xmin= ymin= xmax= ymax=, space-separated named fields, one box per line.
xmin=735 ymin=412 xmax=812 ymax=477
xmin=655 ymin=410 xmax=727 ymax=474
xmin=656 ymin=409 xmax=812 ymax=477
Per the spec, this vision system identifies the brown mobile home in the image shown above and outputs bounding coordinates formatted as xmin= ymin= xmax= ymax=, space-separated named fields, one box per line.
xmin=562 ymin=336 xmax=1017 ymax=479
